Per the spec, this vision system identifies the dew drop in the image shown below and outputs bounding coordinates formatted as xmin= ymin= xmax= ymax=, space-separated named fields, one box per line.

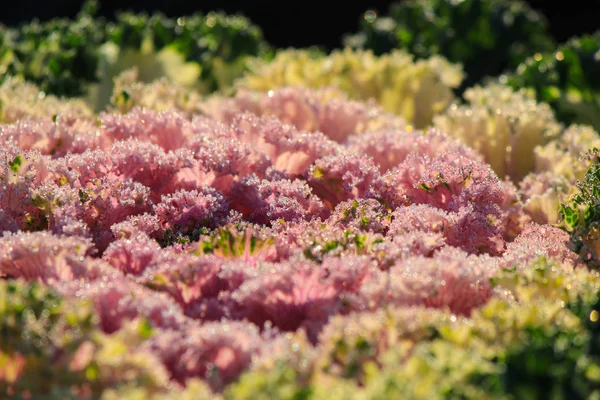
xmin=364 ymin=10 xmax=377 ymax=23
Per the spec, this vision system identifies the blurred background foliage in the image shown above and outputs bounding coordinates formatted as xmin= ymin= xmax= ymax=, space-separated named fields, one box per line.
xmin=0 ymin=0 xmax=598 ymax=123
xmin=0 ymin=0 xmax=596 ymax=49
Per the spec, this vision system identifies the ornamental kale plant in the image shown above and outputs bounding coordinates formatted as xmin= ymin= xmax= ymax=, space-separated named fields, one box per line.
xmin=1 ymin=73 xmax=598 ymax=399
xmin=432 ymin=82 xmax=600 ymax=226
xmin=434 ymin=82 xmax=561 ymax=183
xmin=239 ymin=48 xmax=463 ymax=128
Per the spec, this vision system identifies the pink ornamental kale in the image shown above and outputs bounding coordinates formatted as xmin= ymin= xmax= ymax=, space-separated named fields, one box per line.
xmin=102 ymin=232 xmax=162 ymax=275
xmin=110 ymin=213 xmax=164 ymax=240
xmin=106 ymin=141 xmax=215 ymax=199
xmin=389 ymin=204 xmax=504 ymax=255
xmin=347 ymin=128 xmax=484 ymax=173
xmin=230 ymin=263 xmax=340 ymax=341
xmin=100 ymin=107 xmax=193 ymax=151
xmin=49 ymin=141 xmax=209 ymax=202
xmin=370 ymin=232 xmax=446 ymax=269
xmin=389 ymin=204 xmax=450 ymax=236
xmin=320 ymin=255 xmax=379 ymax=294
xmin=225 ymin=256 xmax=377 ymax=342
xmin=27 ymin=182 xmax=92 ymax=237
xmin=82 ymin=177 xmax=151 ymax=236
xmin=206 ymin=87 xmax=405 ymax=143
xmin=501 ymin=223 xmax=579 ymax=270
xmin=268 ymin=219 xmax=385 ymax=263
xmin=153 ymin=188 xmax=229 ymax=240
xmin=53 ymin=277 xmax=187 ymax=333
xmin=144 ymin=321 xmax=263 ymax=390
xmin=308 ymin=152 xmax=381 ymax=208
xmin=0 ymin=115 xmax=106 ymax=157
xmin=370 ymin=150 xmax=526 ymax=244
xmin=0 ymin=148 xmax=50 ymax=232
xmin=186 ymin=135 xmax=271 ymax=193
xmin=357 ymin=247 xmax=496 ymax=316
xmin=229 ymin=174 xmax=329 ymax=223
xmin=0 ymin=231 xmax=106 ymax=283
xmin=0 ymin=83 xmax=589 ymax=395
xmin=138 ymin=252 xmax=228 ymax=319
xmin=371 ymin=151 xmax=497 ymax=210
xmin=36 ymin=176 xmax=152 ymax=251
xmin=229 ymin=113 xmax=339 ymax=175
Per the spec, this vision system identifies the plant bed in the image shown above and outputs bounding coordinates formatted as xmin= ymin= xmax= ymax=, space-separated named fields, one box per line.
xmin=1 ymin=2 xmax=600 ymax=399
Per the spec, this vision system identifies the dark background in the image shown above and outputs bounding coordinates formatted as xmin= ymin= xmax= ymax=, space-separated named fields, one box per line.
xmin=0 ymin=0 xmax=598 ymax=50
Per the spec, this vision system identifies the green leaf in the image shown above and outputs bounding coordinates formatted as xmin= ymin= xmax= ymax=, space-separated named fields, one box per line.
xmin=8 ymin=155 xmax=22 ymax=173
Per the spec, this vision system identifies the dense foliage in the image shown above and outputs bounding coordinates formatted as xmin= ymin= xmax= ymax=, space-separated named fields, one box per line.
xmin=0 ymin=2 xmax=105 ymax=97
xmin=507 ymin=32 xmax=600 ymax=131
xmin=0 ymin=1 xmax=269 ymax=107
xmin=0 ymin=75 xmax=596 ymax=398
xmin=240 ymin=48 xmax=462 ymax=128
xmin=345 ymin=0 xmax=555 ymax=91
xmin=1 ymin=2 xmax=600 ymax=399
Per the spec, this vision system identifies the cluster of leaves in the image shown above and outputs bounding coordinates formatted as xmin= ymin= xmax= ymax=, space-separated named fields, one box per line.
xmin=463 ymin=260 xmax=600 ymax=399
xmin=4 ymin=259 xmax=600 ymax=398
xmin=0 ymin=279 xmax=179 ymax=399
xmin=1 ymin=52 xmax=600 ymax=398
xmin=102 ymin=8 xmax=270 ymax=94
xmin=1 ymin=280 xmax=228 ymax=399
xmin=344 ymin=0 xmax=600 ymax=134
xmin=240 ymin=48 xmax=463 ymax=128
xmin=195 ymin=224 xmax=277 ymax=262
xmin=434 ymin=82 xmax=561 ymax=182
xmin=345 ymin=0 xmax=555 ymax=92
xmin=1 ymin=0 xmax=600 ymax=397
xmin=225 ymin=259 xmax=600 ymax=399
xmin=561 ymin=154 xmax=600 ymax=267
xmin=0 ymin=1 xmax=270 ymax=103
xmin=0 ymin=279 xmax=95 ymax=396
xmin=0 ymin=77 xmax=591 ymax=397
xmin=507 ymin=32 xmax=600 ymax=131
